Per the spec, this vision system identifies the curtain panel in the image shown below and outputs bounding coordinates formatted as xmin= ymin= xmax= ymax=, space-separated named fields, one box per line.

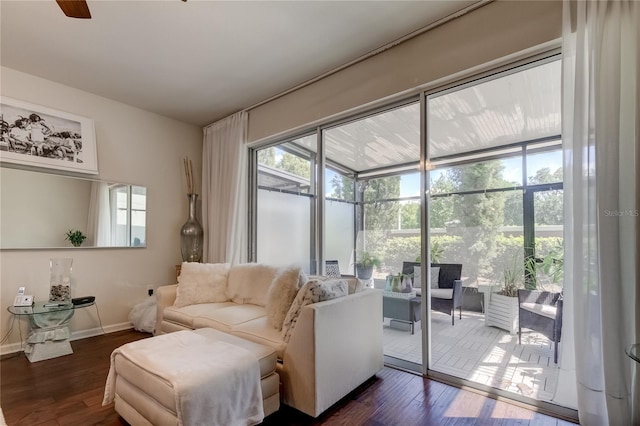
xmin=562 ymin=1 xmax=639 ymax=424
xmin=202 ymin=111 xmax=248 ymax=265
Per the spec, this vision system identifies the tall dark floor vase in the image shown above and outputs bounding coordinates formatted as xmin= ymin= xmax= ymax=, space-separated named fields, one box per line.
xmin=180 ymin=193 xmax=203 ymax=262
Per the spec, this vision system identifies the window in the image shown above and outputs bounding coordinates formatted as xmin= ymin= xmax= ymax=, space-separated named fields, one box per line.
xmin=254 ymin=135 xmax=317 ymax=272
xmin=109 ymin=185 xmax=146 ymax=247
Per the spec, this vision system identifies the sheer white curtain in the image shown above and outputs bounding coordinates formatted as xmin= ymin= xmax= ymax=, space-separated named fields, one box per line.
xmin=87 ymin=181 xmax=111 ymax=246
xmin=562 ymin=1 xmax=638 ymax=424
xmin=202 ymin=111 xmax=248 ymax=264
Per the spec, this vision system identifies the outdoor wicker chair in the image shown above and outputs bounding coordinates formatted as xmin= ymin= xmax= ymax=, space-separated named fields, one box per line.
xmin=402 ymin=262 xmax=463 ymax=325
xmin=517 ymin=289 xmax=563 ymax=363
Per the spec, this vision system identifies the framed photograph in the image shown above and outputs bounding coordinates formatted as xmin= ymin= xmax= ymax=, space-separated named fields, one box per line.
xmin=0 ymin=97 xmax=98 ymax=174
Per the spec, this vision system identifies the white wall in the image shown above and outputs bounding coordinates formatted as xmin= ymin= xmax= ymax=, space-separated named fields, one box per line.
xmin=0 ymin=67 xmax=202 ymax=352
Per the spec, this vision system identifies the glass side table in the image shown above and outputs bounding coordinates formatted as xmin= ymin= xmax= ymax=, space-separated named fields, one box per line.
xmin=625 ymin=344 xmax=640 ymax=363
xmin=7 ymin=301 xmax=95 ymax=362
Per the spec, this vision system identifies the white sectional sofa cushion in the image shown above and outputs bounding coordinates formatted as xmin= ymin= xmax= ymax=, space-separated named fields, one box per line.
xmin=155 ymin=263 xmax=383 ymax=418
xmin=192 ymin=304 xmax=267 ymax=332
xmin=174 ymin=262 xmax=230 ymax=307
xmin=163 ymin=302 xmax=236 ymax=328
xmin=266 ymin=266 xmax=305 ymax=330
xmin=226 ymin=263 xmax=278 ymax=305
xmin=229 ymin=316 xmax=288 ymax=359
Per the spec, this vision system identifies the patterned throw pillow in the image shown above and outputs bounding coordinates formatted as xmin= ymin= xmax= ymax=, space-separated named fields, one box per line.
xmin=430 ymin=267 xmax=441 ymax=289
xmin=174 ymin=262 xmax=230 ymax=307
xmin=413 ymin=266 xmax=422 ymax=288
xmin=281 ymin=278 xmax=348 ymax=342
xmin=412 ymin=266 xmax=441 ymax=289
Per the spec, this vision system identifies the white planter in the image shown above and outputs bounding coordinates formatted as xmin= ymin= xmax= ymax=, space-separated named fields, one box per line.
xmin=484 ymin=292 xmax=519 ymax=334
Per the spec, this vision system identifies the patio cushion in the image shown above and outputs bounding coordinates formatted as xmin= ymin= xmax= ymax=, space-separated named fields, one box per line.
xmin=430 ymin=288 xmax=453 ymax=300
xmin=520 ymin=302 xmax=557 ymax=320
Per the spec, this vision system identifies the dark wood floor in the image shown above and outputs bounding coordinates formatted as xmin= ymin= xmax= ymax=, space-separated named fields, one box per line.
xmin=1 ymin=330 xmax=576 ymax=426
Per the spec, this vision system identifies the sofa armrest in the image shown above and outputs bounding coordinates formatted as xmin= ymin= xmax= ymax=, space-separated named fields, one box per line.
xmin=282 ymin=289 xmax=383 ymax=417
xmin=155 ymin=284 xmax=177 ymax=335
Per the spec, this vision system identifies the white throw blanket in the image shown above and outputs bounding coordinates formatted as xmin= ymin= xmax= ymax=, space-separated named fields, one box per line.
xmin=103 ymin=330 xmax=264 ymax=426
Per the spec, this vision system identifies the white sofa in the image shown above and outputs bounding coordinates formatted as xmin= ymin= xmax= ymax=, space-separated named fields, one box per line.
xmin=155 ymin=262 xmax=383 ymax=418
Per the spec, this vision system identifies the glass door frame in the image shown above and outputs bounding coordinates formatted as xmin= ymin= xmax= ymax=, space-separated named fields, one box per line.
xmin=523 ymin=182 xmax=564 ymax=285
xmin=420 ymin=55 xmax=576 ymax=421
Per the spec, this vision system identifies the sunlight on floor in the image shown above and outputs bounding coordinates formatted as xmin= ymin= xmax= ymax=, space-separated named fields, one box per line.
xmin=383 ymin=311 xmax=560 ymax=402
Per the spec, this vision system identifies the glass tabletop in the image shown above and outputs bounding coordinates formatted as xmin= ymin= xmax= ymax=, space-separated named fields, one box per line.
xmin=7 ymin=301 xmax=94 ymax=315
xmin=625 ymin=344 xmax=640 ymax=363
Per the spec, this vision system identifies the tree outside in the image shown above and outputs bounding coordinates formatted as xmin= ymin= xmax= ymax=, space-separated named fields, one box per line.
xmin=258 ymin=146 xmax=311 ymax=180
xmin=264 ymin=142 xmax=564 ymax=287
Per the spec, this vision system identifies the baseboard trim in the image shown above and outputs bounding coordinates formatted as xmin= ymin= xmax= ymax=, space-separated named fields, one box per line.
xmin=70 ymin=322 xmax=132 ymax=341
xmin=0 ymin=322 xmax=133 ymax=356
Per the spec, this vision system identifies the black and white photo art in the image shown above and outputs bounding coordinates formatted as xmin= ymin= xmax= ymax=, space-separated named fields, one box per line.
xmin=0 ymin=97 xmax=98 ymax=174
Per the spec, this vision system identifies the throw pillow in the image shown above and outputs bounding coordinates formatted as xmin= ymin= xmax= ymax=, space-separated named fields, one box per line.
xmin=281 ymin=278 xmax=348 ymax=342
xmin=413 ymin=266 xmax=422 ymax=288
xmin=298 ymin=270 xmax=309 ymax=289
xmin=174 ymin=262 xmax=230 ymax=308
xmin=266 ymin=266 xmax=304 ymax=331
xmin=347 ymin=277 xmax=364 ymax=294
xmin=226 ymin=263 xmax=279 ymax=306
xmin=430 ymin=266 xmax=441 ymax=289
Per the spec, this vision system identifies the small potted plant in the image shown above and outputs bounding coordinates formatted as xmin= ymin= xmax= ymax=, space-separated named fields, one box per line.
xmin=65 ymin=229 xmax=86 ymax=247
xmin=355 ymin=251 xmax=381 ymax=280
xmin=484 ymin=256 xmax=523 ymax=334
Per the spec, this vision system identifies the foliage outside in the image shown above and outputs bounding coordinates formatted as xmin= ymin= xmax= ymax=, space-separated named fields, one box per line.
xmin=370 ymin=234 xmax=562 ymax=289
xmin=257 ymin=144 xmax=563 ymax=290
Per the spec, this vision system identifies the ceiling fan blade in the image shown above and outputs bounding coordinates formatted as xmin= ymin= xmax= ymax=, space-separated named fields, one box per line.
xmin=56 ymin=0 xmax=92 ymax=19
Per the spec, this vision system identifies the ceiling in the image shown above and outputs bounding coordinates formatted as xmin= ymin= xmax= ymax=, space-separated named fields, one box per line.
xmin=1 ymin=0 xmax=478 ymax=127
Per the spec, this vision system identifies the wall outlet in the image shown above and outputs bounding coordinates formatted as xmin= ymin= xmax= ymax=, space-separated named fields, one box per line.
xmin=148 ymin=288 xmax=154 ymax=296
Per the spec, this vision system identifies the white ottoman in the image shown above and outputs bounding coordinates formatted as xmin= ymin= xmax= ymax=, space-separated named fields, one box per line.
xmin=109 ymin=328 xmax=280 ymax=425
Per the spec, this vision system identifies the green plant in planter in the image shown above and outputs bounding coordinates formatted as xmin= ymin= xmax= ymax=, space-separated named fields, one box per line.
xmin=356 ymin=251 xmax=381 ymax=268
xmin=65 ymin=229 xmax=86 ymax=247
xmin=498 ymin=254 xmax=524 ymax=297
xmin=355 ymin=251 xmax=381 ymax=280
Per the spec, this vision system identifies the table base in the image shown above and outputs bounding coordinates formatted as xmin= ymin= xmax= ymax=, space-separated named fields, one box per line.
xmin=25 ymin=339 xmax=73 ymax=362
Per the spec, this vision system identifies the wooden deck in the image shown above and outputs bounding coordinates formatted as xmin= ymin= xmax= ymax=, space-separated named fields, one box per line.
xmin=384 ymin=311 xmax=560 ymax=402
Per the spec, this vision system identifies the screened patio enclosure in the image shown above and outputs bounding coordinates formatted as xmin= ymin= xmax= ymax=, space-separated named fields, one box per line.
xmin=254 ymin=101 xmax=422 ymax=277
xmin=251 ymin=56 xmax=568 ymax=409
xmin=254 ymin=59 xmax=562 ymax=286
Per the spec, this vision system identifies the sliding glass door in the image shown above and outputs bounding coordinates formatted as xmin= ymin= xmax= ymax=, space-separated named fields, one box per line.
xmin=424 ymin=57 xmax=570 ymax=408
xmin=249 ymin=50 xmax=573 ymax=416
